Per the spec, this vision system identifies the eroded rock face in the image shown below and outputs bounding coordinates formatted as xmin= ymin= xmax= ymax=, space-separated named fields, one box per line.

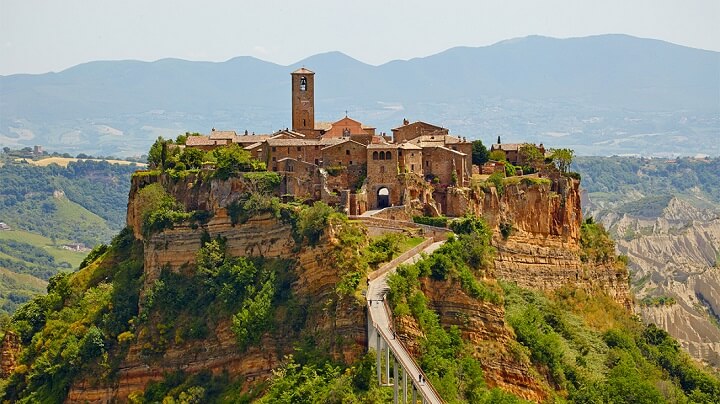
xmin=606 ymin=203 xmax=720 ymax=367
xmin=394 ymin=278 xmax=548 ymax=402
xmin=67 ymin=174 xmax=367 ymax=402
xmin=449 ymin=177 xmax=630 ymax=306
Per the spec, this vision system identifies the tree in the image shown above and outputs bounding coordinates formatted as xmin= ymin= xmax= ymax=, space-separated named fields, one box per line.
xmin=551 ymin=148 xmax=574 ymax=173
xmin=214 ymin=144 xmax=265 ymax=179
xmin=147 ymin=136 xmax=167 ymax=168
xmin=519 ymin=144 xmax=544 ymax=173
xmin=179 ymin=147 xmax=205 ymax=170
xmin=471 ymin=140 xmax=489 ymax=165
xmin=488 ymin=150 xmax=506 ymax=162
xmin=2 ymin=147 xmax=10 ymax=154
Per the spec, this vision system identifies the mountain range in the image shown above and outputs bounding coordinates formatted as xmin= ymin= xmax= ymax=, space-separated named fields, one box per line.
xmin=1 ymin=34 xmax=718 ymax=157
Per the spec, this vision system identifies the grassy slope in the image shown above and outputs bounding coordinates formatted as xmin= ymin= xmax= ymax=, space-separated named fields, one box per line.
xmin=0 ymin=229 xmax=86 ymax=268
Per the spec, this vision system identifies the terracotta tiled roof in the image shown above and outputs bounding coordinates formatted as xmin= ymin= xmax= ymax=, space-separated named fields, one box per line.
xmin=432 ymin=146 xmax=466 ymax=156
xmin=234 ymin=135 xmax=272 ymax=144
xmin=391 ymin=120 xmax=445 ymax=131
xmin=243 ymin=142 xmax=263 ymax=150
xmin=315 ymin=122 xmax=333 ymax=131
xmin=292 ymin=67 xmax=314 ymax=74
xmin=209 ymin=130 xmax=237 ymax=140
xmin=186 ymin=136 xmax=224 ymax=146
xmin=320 ymin=139 xmax=365 ymax=151
xmin=491 ymin=143 xmax=522 ymax=152
xmin=366 ymin=143 xmax=395 ymax=149
xmin=397 ymin=142 xmax=422 ymax=150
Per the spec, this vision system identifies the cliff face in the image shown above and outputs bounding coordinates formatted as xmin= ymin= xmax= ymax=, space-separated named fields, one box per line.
xmin=68 ymin=174 xmax=367 ymax=402
xmin=449 ymin=177 xmax=630 ymax=306
xmin=395 ymin=278 xmax=548 ymax=402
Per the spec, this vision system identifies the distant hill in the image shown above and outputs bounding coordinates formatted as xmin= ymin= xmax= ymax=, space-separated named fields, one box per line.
xmin=1 ymin=34 xmax=718 ymax=157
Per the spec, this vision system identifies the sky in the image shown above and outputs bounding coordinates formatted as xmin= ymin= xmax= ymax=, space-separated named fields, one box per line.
xmin=1 ymin=0 xmax=718 ymax=76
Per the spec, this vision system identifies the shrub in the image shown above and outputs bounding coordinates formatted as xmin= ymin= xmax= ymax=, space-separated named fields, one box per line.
xmin=296 ymin=202 xmax=335 ymax=245
xmin=500 ymin=222 xmax=513 ymax=239
xmin=413 ymin=216 xmax=448 ymax=228
xmin=488 ymin=172 xmax=505 ymax=197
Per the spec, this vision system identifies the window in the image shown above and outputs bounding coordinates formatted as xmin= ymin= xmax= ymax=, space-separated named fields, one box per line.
xmin=314 ymin=159 xmax=319 ymax=165
xmin=411 ymin=164 xmax=415 ymax=171
xmin=373 ymin=151 xmax=378 ymax=160
xmin=349 ymin=160 xmax=353 ymax=165
xmin=303 ymin=119 xmax=306 ymax=126
xmin=386 ymin=151 xmax=392 ymax=160
xmin=346 ymin=149 xmax=350 ymax=155
xmin=272 ymin=157 xmax=276 ymax=161
xmin=272 ymin=147 xmax=276 ymax=152
xmin=426 ymin=161 xmax=429 ymax=167
xmin=300 ymin=76 xmax=307 ymax=91
xmin=379 ymin=151 xmax=385 ymax=160
xmin=297 ymin=146 xmax=301 ymax=151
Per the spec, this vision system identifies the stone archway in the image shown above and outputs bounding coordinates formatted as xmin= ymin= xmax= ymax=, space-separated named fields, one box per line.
xmin=377 ymin=187 xmax=390 ymax=209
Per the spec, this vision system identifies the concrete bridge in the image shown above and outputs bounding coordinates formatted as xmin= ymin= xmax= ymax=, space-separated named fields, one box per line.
xmin=366 ymin=240 xmax=445 ymax=404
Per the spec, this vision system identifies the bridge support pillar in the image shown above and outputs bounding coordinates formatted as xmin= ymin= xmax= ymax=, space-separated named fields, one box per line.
xmin=376 ymin=331 xmax=382 ymax=385
xmin=393 ymin=355 xmax=399 ymax=404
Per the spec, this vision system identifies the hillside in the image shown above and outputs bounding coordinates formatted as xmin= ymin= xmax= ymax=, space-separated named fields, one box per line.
xmin=1 ymin=165 xmax=718 ymax=402
xmin=1 ymin=34 xmax=718 ymax=157
xmin=575 ymin=156 xmax=720 ymax=367
xmin=0 ymin=158 xmax=138 ymax=317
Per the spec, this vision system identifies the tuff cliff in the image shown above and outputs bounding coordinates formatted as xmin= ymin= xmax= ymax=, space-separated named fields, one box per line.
xmin=449 ymin=176 xmax=630 ymax=306
xmin=67 ymin=173 xmax=367 ymax=402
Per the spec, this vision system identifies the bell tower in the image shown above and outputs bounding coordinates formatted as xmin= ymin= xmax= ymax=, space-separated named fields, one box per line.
xmin=291 ymin=67 xmax=315 ymax=136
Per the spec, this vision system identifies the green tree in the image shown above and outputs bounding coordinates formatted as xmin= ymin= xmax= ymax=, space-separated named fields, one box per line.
xmin=471 ymin=140 xmax=489 ymax=165
xmin=519 ymin=143 xmax=544 ymax=173
xmin=551 ymin=148 xmax=574 ymax=173
xmin=179 ymin=147 xmax=205 ymax=170
xmin=214 ymin=144 xmax=265 ymax=179
xmin=148 ymin=136 xmax=167 ymax=168
xmin=488 ymin=150 xmax=506 ymax=162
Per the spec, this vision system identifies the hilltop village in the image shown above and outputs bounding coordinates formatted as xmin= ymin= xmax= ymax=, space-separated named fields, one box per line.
xmin=180 ymin=68 xmax=544 ymax=216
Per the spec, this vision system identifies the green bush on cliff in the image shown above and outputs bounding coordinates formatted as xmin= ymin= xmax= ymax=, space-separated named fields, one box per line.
xmin=1 ymin=228 xmax=143 ymax=403
xmin=213 ymin=144 xmax=266 ymax=179
xmin=579 ymin=218 xmax=616 ymax=264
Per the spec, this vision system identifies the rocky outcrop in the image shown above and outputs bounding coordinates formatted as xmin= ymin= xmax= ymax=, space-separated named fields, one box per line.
xmin=67 ymin=173 xmax=367 ymax=402
xmin=395 ymin=278 xmax=548 ymax=402
xmin=0 ymin=331 xmax=21 ymax=378
xmin=448 ymin=176 xmax=630 ymax=306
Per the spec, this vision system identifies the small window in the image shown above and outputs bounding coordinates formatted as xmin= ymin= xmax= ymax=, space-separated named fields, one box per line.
xmin=314 ymin=159 xmax=319 ymax=165
xmin=272 ymin=157 xmax=276 ymax=161
xmin=426 ymin=161 xmax=429 ymax=166
xmin=349 ymin=160 xmax=353 ymax=165
xmin=300 ymin=76 xmax=307 ymax=91
xmin=346 ymin=149 xmax=350 ymax=155
xmin=297 ymin=146 xmax=301 ymax=151
xmin=411 ymin=164 xmax=415 ymax=171
xmin=373 ymin=151 xmax=379 ymax=160
xmin=379 ymin=152 xmax=385 ymax=160
xmin=272 ymin=146 xmax=276 ymax=152
xmin=303 ymin=119 xmax=306 ymax=126
xmin=386 ymin=151 xmax=392 ymax=160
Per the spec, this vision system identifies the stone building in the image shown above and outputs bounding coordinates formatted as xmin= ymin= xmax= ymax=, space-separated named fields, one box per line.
xmin=186 ymin=67 xmax=474 ymax=215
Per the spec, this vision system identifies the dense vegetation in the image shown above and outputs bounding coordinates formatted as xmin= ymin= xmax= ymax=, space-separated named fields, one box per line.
xmin=574 ymin=156 xmax=720 ymax=207
xmin=0 ymin=160 xmax=137 ymax=316
xmin=0 ymin=160 xmax=137 ymax=243
xmin=385 ymin=214 xmax=720 ymax=403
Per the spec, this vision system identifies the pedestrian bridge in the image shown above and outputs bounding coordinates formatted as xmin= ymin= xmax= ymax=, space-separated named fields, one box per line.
xmin=366 ymin=240 xmax=445 ymax=404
